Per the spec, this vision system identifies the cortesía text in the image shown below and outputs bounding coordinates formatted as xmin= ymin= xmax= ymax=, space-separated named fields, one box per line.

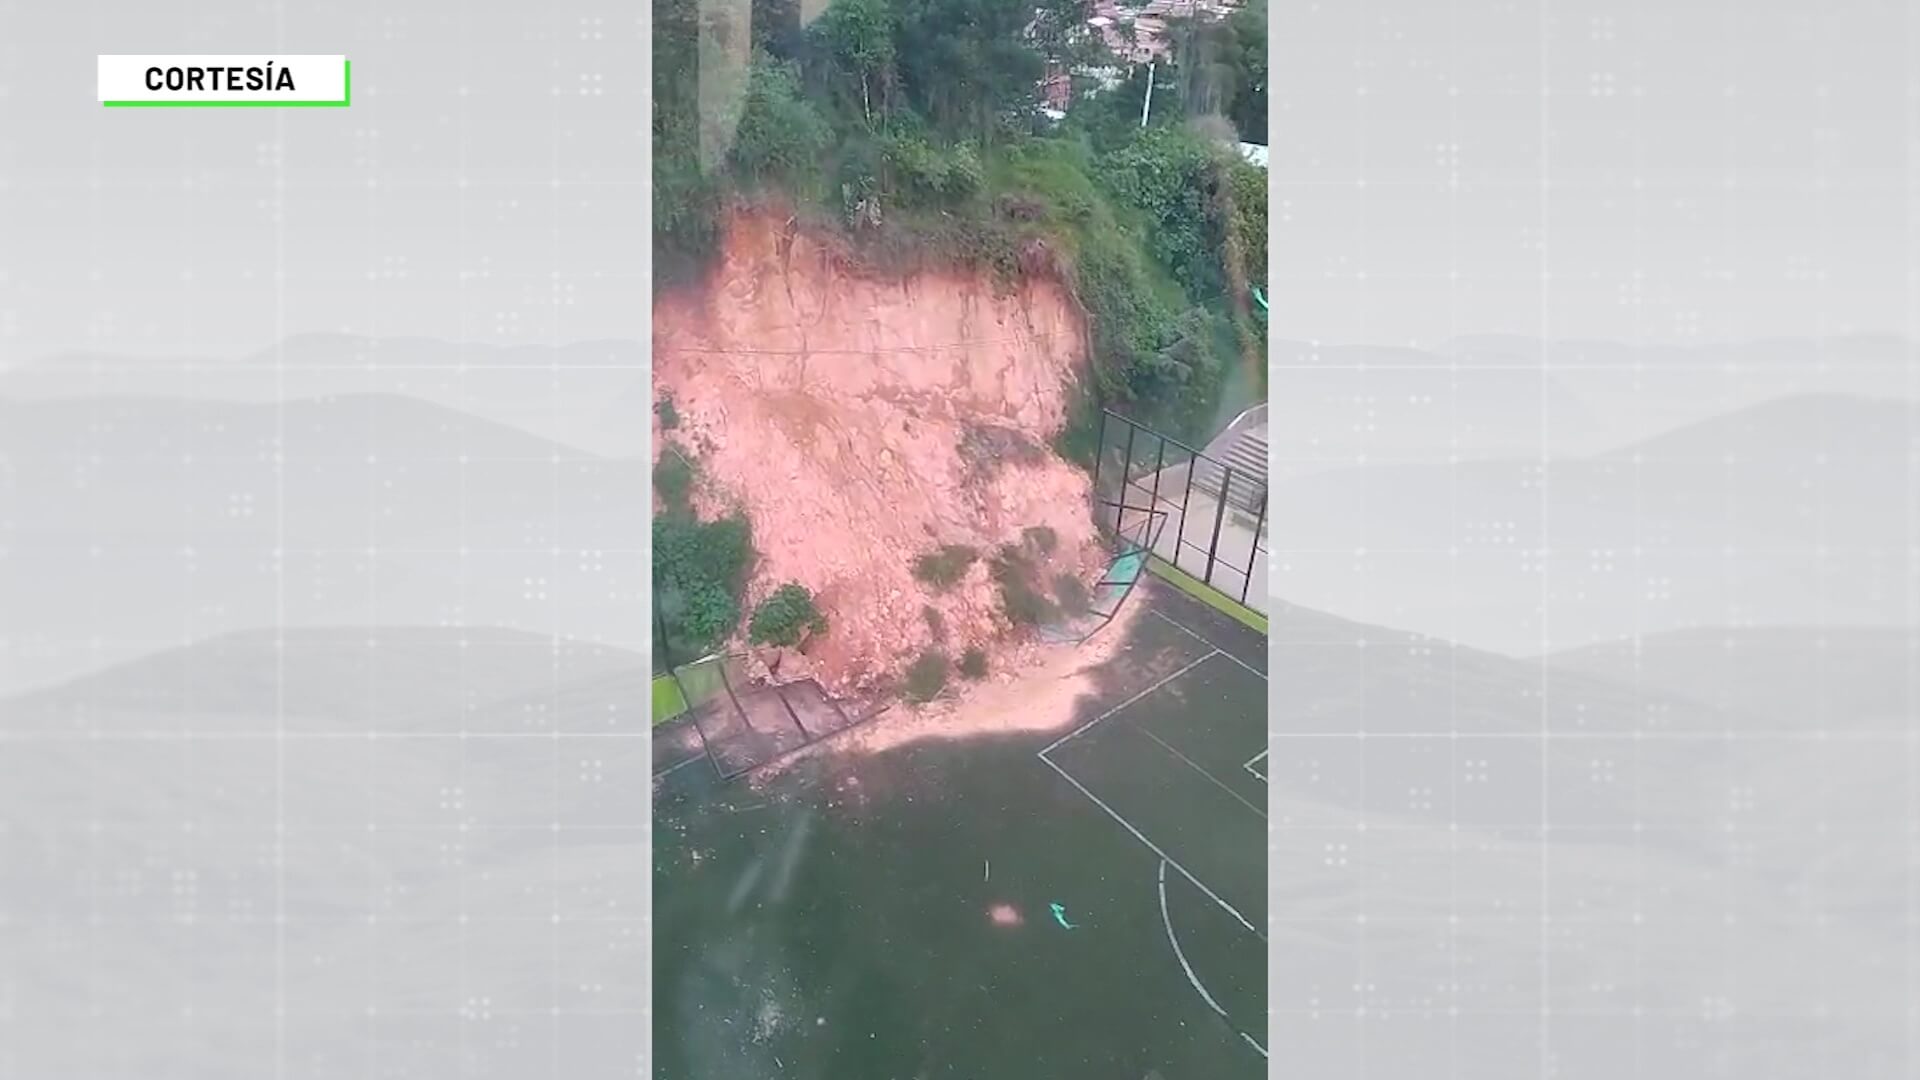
xmin=144 ymin=63 xmax=296 ymax=92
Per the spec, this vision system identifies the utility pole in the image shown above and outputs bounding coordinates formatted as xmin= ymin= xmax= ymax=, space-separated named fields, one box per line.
xmin=1140 ymin=60 xmax=1154 ymax=126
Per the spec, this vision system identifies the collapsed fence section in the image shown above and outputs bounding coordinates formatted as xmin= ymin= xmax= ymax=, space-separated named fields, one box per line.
xmin=675 ymin=652 xmax=866 ymax=780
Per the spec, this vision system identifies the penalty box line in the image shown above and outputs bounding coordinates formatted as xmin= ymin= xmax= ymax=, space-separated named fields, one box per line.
xmin=1037 ymin=745 xmax=1265 ymax=943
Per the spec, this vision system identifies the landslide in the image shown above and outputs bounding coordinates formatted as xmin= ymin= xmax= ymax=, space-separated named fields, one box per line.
xmin=653 ymin=209 xmax=1101 ymax=697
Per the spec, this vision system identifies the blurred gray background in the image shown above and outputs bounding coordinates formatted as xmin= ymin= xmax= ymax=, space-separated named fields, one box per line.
xmin=0 ymin=3 xmax=650 ymax=1078
xmin=1270 ymin=0 xmax=1917 ymax=1077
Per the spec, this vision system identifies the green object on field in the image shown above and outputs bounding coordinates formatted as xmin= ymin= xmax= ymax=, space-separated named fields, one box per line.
xmin=1147 ymin=556 xmax=1268 ymax=635
xmin=652 ymin=674 xmax=688 ymax=726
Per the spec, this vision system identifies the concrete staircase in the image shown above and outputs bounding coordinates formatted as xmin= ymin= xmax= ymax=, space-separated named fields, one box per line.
xmin=1191 ymin=428 xmax=1268 ymax=513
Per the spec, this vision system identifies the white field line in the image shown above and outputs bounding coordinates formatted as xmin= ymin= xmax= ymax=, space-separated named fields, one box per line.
xmin=1134 ymin=724 xmax=1266 ymax=819
xmin=1038 ymin=650 xmax=1221 ymax=757
xmin=1158 ymin=859 xmax=1226 ymax=1017
xmin=1036 ymin=750 xmax=1265 ymax=942
xmin=1149 ymin=609 xmax=1266 ymax=681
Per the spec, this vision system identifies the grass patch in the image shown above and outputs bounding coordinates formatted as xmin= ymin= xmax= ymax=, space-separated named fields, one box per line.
xmin=652 ymin=674 xmax=689 ymax=726
xmin=912 ymin=544 xmax=979 ymax=590
xmin=904 ymin=650 xmax=949 ymax=702
xmin=1146 ymin=555 xmax=1268 ymax=635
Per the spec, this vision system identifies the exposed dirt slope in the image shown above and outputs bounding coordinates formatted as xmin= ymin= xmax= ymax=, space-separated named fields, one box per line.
xmin=654 ymin=210 xmax=1101 ymax=696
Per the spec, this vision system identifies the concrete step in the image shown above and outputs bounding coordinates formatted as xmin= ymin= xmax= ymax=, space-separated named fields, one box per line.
xmin=1191 ymin=431 xmax=1268 ymax=512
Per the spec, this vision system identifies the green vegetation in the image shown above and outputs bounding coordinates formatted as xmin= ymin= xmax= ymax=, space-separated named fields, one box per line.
xmin=923 ymin=604 xmax=947 ymax=641
xmin=654 ymin=449 xmax=695 ymax=512
xmin=1053 ymin=572 xmax=1090 ymax=615
xmin=1147 ymin=554 xmax=1267 ymax=634
xmin=991 ymin=543 xmax=1056 ymax=625
xmin=958 ymin=647 xmax=989 ymax=679
xmin=912 ymin=543 xmax=979 ymax=589
xmin=652 ymin=673 xmax=690 ymax=726
xmin=656 ymin=394 xmax=680 ymax=430
xmin=653 ymin=0 xmax=1269 ymax=446
xmin=749 ymin=582 xmax=829 ymax=647
xmin=654 ymin=510 xmax=755 ymax=664
xmin=905 ymin=649 xmax=950 ymax=701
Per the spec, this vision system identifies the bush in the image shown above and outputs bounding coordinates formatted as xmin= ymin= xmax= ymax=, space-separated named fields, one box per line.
xmin=730 ymin=57 xmax=834 ymax=187
xmin=912 ymin=544 xmax=978 ymax=589
xmin=656 ymin=395 xmax=680 ymax=430
xmin=1021 ymin=525 xmax=1058 ymax=555
xmin=654 ymin=451 xmax=694 ymax=512
xmin=958 ymin=647 xmax=988 ymax=680
xmin=904 ymin=650 xmax=949 ymax=702
xmin=654 ymin=513 xmax=755 ymax=661
xmin=923 ymin=604 xmax=947 ymax=642
xmin=748 ymin=582 xmax=828 ymax=647
xmin=658 ymin=579 xmax=740 ymax=657
xmin=883 ymin=132 xmax=984 ymax=206
xmin=1098 ymin=128 xmax=1223 ymax=301
xmin=1054 ymin=573 xmax=1090 ymax=615
xmin=654 ymin=513 xmax=753 ymax=595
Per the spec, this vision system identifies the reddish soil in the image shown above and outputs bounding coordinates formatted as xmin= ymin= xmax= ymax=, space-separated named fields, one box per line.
xmin=653 ymin=209 xmax=1101 ymax=697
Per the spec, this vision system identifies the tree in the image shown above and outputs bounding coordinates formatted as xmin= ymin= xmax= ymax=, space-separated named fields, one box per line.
xmin=1099 ymin=126 xmax=1223 ymax=300
xmin=815 ymin=0 xmax=896 ymax=127
xmin=1225 ymin=0 xmax=1267 ymax=143
xmin=892 ymin=0 xmax=1043 ymax=139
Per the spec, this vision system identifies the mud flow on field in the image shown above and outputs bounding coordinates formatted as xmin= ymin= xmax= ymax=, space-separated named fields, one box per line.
xmin=653 ymin=210 xmax=1102 ymax=696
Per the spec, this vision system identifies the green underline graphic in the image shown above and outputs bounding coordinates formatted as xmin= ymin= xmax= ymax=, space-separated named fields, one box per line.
xmin=103 ymin=59 xmax=350 ymax=108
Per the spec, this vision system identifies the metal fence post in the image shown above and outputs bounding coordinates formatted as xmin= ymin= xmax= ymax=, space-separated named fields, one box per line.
xmin=1146 ymin=435 xmax=1166 ymax=528
xmin=1119 ymin=419 xmax=1137 ymax=539
xmin=1178 ymin=449 xmax=1199 ymax=571
xmin=1092 ymin=409 xmax=1107 ymax=524
xmin=1203 ymin=464 xmax=1233 ymax=587
xmin=1242 ymin=485 xmax=1267 ymax=605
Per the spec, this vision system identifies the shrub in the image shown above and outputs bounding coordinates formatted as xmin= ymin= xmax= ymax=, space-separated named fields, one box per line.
xmin=991 ymin=545 xmax=1056 ymax=626
xmin=654 ymin=513 xmax=752 ymax=594
xmin=748 ymin=582 xmax=828 ymax=647
xmin=729 ymin=58 xmax=833 ymax=186
xmin=656 ymin=395 xmax=680 ymax=430
xmin=657 ymin=579 xmax=740 ymax=660
xmin=883 ymin=133 xmax=984 ymax=206
xmin=653 ymin=512 xmax=755 ymax=661
xmin=958 ymin=647 xmax=988 ymax=680
xmin=1054 ymin=573 xmax=1090 ymax=615
xmin=654 ymin=451 xmax=694 ymax=512
xmin=912 ymin=544 xmax=978 ymax=589
xmin=904 ymin=650 xmax=949 ymax=702
xmin=1022 ymin=525 xmax=1058 ymax=555
xmin=923 ymin=604 xmax=947 ymax=642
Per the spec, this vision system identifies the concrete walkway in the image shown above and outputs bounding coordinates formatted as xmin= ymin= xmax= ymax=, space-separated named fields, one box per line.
xmin=1113 ymin=404 xmax=1270 ymax=614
